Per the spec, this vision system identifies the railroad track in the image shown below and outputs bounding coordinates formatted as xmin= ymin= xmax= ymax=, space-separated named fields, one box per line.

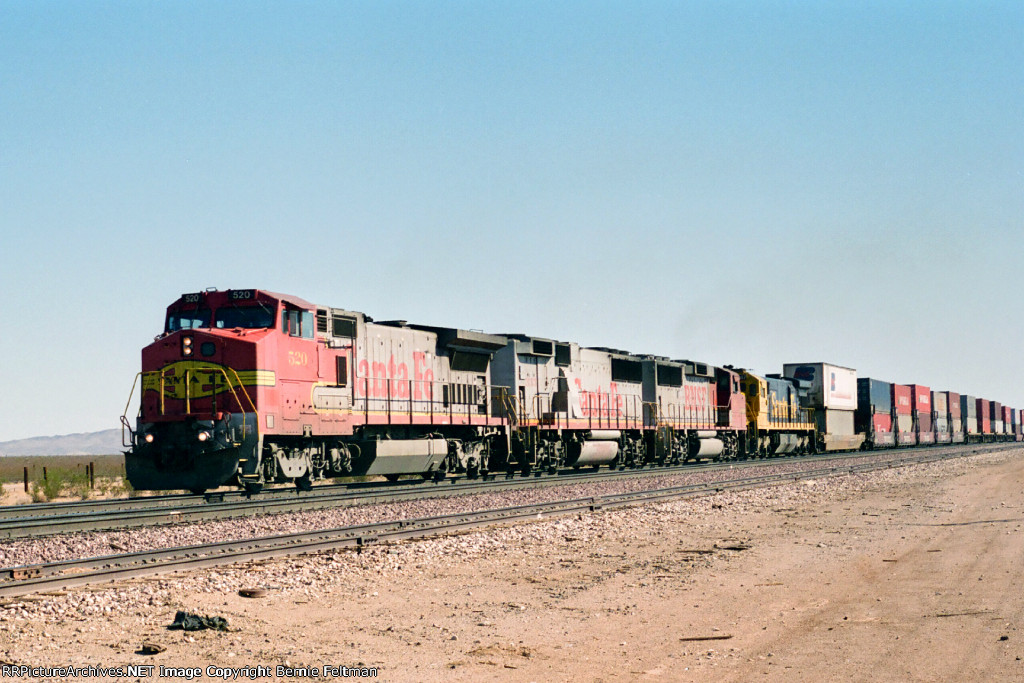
xmin=0 ymin=443 xmax=1014 ymax=599
xmin=0 ymin=443 xmax=1014 ymax=539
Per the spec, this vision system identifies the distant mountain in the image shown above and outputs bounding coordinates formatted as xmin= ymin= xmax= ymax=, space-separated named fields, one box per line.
xmin=0 ymin=429 xmax=125 ymax=456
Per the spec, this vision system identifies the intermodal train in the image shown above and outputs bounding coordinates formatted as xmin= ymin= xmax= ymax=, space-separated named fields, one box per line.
xmin=121 ymin=289 xmax=1022 ymax=493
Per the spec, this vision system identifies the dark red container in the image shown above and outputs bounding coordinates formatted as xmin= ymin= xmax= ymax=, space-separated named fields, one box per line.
xmin=991 ymin=401 xmax=1002 ymax=422
xmin=1003 ymin=405 xmax=1012 ymax=430
xmin=946 ymin=391 xmax=961 ymax=419
xmin=977 ymin=398 xmax=992 ymax=433
xmin=872 ymin=413 xmax=893 ymax=433
xmin=891 ymin=384 xmax=912 ymax=416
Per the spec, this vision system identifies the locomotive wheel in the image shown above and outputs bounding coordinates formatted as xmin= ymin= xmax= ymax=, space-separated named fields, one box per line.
xmin=244 ymin=482 xmax=263 ymax=496
xmin=295 ymin=475 xmax=313 ymax=492
xmin=189 ymin=488 xmax=206 ymax=495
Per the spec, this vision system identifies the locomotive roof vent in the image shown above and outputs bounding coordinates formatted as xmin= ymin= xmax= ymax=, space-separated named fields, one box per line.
xmin=413 ymin=326 xmax=506 ymax=352
xmin=677 ymin=360 xmax=713 ymax=378
xmin=378 ymin=320 xmax=409 ymax=328
xmin=587 ymin=346 xmax=631 ymax=356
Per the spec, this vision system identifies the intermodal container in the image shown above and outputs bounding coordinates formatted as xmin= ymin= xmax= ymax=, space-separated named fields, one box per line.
xmin=945 ymin=391 xmax=964 ymax=442
xmin=857 ymin=378 xmax=892 ymax=414
xmin=962 ymin=395 xmax=978 ymax=436
xmin=855 ymin=379 xmax=894 ymax=446
xmin=1002 ymin=405 xmax=1012 ymax=434
xmin=892 ymin=384 xmax=912 ymax=415
xmin=961 ymin=395 xmax=977 ymax=418
xmin=782 ymin=362 xmax=858 ymax=410
xmin=947 ymin=391 xmax=961 ymax=419
xmin=872 ymin=412 xmax=893 ymax=434
xmin=910 ymin=385 xmax=931 ymax=414
xmin=891 ymin=384 xmax=914 ymax=445
xmin=910 ymin=384 xmax=932 ymax=435
xmin=856 ymin=379 xmax=888 ymax=429
xmin=991 ymin=401 xmax=1003 ymax=434
xmin=932 ymin=391 xmax=950 ymax=443
xmin=977 ymin=398 xmax=992 ymax=434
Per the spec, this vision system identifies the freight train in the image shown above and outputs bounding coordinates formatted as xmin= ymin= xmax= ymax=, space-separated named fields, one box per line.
xmin=121 ymin=289 xmax=1023 ymax=493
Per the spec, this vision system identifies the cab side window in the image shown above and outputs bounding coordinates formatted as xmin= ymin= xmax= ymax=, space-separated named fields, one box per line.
xmin=281 ymin=308 xmax=314 ymax=338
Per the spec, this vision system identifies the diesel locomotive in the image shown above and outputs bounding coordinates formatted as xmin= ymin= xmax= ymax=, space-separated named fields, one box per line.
xmin=122 ymin=289 xmax=1022 ymax=493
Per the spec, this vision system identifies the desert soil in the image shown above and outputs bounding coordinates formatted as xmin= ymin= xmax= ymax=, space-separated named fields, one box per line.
xmin=2 ymin=448 xmax=1023 ymax=682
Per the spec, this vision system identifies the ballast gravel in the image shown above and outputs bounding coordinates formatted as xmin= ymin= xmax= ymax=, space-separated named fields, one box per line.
xmin=0 ymin=451 xmax=1004 ymax=629
xmin=1 ymin=453 xmax=913 ymax=569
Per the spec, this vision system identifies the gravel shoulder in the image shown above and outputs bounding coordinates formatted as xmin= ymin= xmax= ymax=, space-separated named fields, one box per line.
xmin=1 ymin=448 xmax=1023 ymax=681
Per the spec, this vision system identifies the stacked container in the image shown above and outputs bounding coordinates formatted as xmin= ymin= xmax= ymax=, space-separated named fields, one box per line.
xmin=909 ymin=385 xmax=934 ymax=445
xmin=946 ymin=391 xmax=964 ymax=443
xmin=856 ymin=378 xmax=894 ymax=448
xmin=932 ymin=391 xmax=950 ymax=443
xmin=961 ymin=395 xmax=978 ymax=441
xmin=892 ymin=384 xmax=915 ymax=446
xmin=991 ymin=401 xmax=1004 ymax=436
xmin=1002 ymin=405 xmax=1012 ymax=438
xmin=1015 ymin=408 xmax=1023 ymax=441
xmin=782 ymin=362 xmax=864 ymax=451
xmin=977 ymin=398 xmax=992 ymax=438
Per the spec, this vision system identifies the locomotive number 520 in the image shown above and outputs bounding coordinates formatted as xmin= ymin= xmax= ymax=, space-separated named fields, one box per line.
xmin=288 ymin=351 xmax=308 ymax=366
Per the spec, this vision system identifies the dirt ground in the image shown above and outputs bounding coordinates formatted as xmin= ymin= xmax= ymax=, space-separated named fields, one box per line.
xmin=1 ymin=480 xmax=131 ymax=506
xmin=3 ymin=449 xmax=1024 ymax=681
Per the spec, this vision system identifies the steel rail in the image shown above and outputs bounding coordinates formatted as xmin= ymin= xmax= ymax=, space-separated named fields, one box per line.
xmin=10 ymin=443 xmax=1000 ymax=521
xmin=0 ymin=443 xmax=1015 ymax=540
xmin=0 ymin=445 xmax=1001 ymax=599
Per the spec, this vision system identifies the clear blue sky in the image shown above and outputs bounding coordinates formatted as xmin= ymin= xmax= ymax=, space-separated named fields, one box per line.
xmin=1 ymin=1 xmax=1021 ymax=442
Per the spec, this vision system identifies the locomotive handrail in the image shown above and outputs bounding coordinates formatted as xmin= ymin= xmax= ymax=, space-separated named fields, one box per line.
xmin=217 ymin=367 xmax=260 ymax=434
xmin=764 ymin=402 xmax=814 ymax=430
xmin=507 ymin=389 xmax=644 ymax=431
xmin=656 ymin=398 xmax=715 ymax=430
xmin=352 ymin=377 xmax=510 ymax=429
xmin=120 ymin=372 xmax=145 ymax=447
xmin=131 ymin=366 xmax=260 ymax=440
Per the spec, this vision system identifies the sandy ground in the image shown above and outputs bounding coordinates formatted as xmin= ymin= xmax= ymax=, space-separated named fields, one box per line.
xmin=2 ymin=449 xmax=1023 ymax=681
xmin=1 ymin=480 xmax=134 ymax=506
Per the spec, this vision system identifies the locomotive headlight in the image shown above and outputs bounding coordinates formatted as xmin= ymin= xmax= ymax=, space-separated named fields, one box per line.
xmin=182 ymin=336 xmax=193 ymax=356
xmin=144 ymin=433 xmax=155 ymax=443
xmin=197 ymin=431 xmax=211 ymax=442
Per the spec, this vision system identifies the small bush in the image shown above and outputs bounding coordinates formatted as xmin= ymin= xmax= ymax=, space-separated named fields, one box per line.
xmin=29 ymin=481 xmax=48 ymax=503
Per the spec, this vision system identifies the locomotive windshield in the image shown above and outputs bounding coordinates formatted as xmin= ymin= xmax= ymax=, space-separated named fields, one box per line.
xmin=166 ymin=308 xmax=211 ymax=332
xmin=165 ymin=304 xmax=275 ymax=332
xmin=214 ymin=304 xmax=275 ymax=329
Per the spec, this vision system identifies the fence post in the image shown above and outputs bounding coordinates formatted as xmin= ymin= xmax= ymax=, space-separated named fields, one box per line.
xmin=89 ymin=461 xmax=95 ymax=489
xmin=43 ymin=467 xmax=48 ymax=482
xmin=23 ymin=467 xmax=28 ymax=493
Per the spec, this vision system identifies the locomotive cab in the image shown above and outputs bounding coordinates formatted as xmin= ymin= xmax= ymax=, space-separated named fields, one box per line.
xmin=125 ymin=289 xmax=302 ymax=492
